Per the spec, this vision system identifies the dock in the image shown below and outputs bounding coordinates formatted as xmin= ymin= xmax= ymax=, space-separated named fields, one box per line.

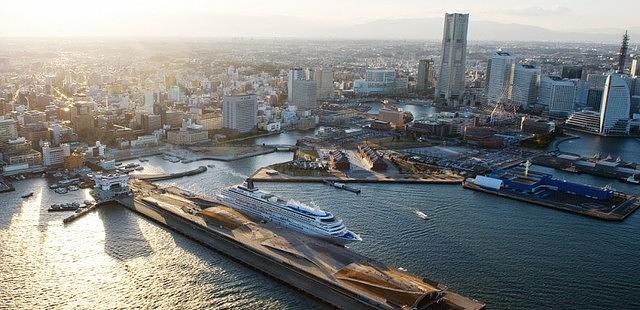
xmin=130 ymin=166 xmax=207 ymax=182
xmin=110 ymin=180 xmax=485 ymax=310
xmin=463 ymin=179 xmax=640 ymax=221
xmin=531 ymin=152 xmax=640 ymax=184
xmin=250 ymin=167 xmax=463 ymax=185
xmin=62 ymin=201 xmax=110 ymax=224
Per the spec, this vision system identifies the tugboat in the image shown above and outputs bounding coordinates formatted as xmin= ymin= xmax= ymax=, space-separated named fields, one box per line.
xmin=21 ymin=192 xmax=34 ymax=199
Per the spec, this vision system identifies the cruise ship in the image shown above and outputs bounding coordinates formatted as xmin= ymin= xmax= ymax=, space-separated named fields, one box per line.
xmin=218 ymin=180 xmax=361 ymax=246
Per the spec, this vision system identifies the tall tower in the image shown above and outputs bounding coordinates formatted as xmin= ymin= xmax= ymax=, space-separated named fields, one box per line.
xmin=617 ymin=31 xmax=629 ymax=74
xmin=436 ymin=13 xmax=469 ymax=102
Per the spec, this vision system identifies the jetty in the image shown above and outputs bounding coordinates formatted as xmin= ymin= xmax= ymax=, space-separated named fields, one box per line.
xmin=130 ymin=166 xmax=207 ymax=182
xmin=102 ymin=179 xmax=486 ymax=310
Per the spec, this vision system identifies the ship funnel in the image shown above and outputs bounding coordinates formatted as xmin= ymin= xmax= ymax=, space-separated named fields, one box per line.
xmin=246 ymin=179 xmax=255 ymax=189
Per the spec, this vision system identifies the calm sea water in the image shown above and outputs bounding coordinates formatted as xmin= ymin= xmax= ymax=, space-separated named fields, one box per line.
xmin=1 ymin=132 xmax=639 ymax=309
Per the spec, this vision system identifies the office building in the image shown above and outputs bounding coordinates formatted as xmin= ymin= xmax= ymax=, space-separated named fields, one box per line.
xmin=290 ymin=79 xmax=318 ymax=111
xmin=288 ymin=68 xmax=305 ymax=100
xmin=436 ymin=13 xmax=469 ymax=100
xmin=631 ymin=58 xmax=639 ymax=78
xmin=539 ymin=76 xmax=576 ymax=116
xmin=561 ymin=66 xmax=585 ymax=80
xmin=144 ymin=90 xmax=160 ymax=114
xmin=223 ymin=94 xmax=258 ymax=133
xmin=312 ymin=67 xmax=334 ymax=98
xmin=511 ymin=64 xmax=541 ymax=108
xmin=0 ymin=117 xmax=18 ymax=145
xmin=599 ymin=74 xmax=631 ymax=135
xmin=486 ymin=51 xmax=516 ymax=103
xmin=566 ymin=111 xmax=602 ymax=134
xmin=354 ymin=69 xmax=408 ymax=96
xmin=416 ymin=59 xmax=436 ymax=92
xmin=41 ymin=142 xmax=71 ymax=166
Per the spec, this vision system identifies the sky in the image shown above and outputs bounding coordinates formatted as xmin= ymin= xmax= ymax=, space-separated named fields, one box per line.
xmin=0 ymin=0 xmax=638 ymax=37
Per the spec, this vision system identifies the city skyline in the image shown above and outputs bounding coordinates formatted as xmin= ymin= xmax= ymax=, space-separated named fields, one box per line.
xmin=0 ymin=0 xmax=639 ymax=42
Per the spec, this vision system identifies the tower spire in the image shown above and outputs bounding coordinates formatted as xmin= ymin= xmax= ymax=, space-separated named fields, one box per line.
xmin=617 ymin=30 xmax=629 ymax=73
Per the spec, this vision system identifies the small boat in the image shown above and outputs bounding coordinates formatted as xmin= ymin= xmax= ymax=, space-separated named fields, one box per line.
xmin=68 ymin=185 xmax=79 ymax=191
xmin=624 ymin=175 xmax=640 ymax=184
xmin=415 ymin=210 xmax=428 ymax=220
xmin=47 ymin=202 xmax=80 ymax=212
xmin=139 ymin=158 xmax=149 ymax=162
xmin=54 ymin=187 xmax=68 ymax=194
xmin=207 ymin=164 xmax=216 ymax=168
xmin=21 ymin=192 xmax=34 ymax=199
xmin=134 ymin=166 xmax=144 ymax=171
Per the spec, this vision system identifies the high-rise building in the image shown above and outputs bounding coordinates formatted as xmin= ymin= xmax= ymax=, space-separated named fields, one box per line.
xmin=416 ymin=59 xmax=436 ymax=92
xmin=561 ymin=66 xmax=586 ymax=80
xmin=631 ymin=58 xmax=639 ymax=78
xmin=287 ymin=68 xmax=305 ymax=100
xmin=511 ymin=64 xmax=541 ymax=109
xmin=312 ymin=67 xmax=334 ymax=98
xmin=436 ymin=13 xmax=469 ymax=101
xmin=485 ymin=51 xmax=516 ymax=103
xmin=144 ymin=90 xmax=160 ymax=114
xmin=0 ymin=117 xmax=18 ymax=145
xmin=599 ymin=74 xmax=631 ymax=135
xmin=290 ymin=79 xmax=318 ymax=111
xmin=539 ymin=76 xmax=576 ymax=116
xmin=223 ymin=94 xmax=257 ymax=133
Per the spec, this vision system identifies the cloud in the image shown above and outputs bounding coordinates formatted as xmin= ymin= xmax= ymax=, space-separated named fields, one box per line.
xmin=504 ymin=6 xmax=571 ymax=17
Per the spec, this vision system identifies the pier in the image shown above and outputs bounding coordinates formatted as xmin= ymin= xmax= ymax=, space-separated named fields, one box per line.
xmin=250 ymin=167 xmax=463 ymax=185
xmin=109 ymin=180 xmax=485 ymax=310
xmin=463 ymin=177 xmax=640 ymax=221
xmin=130 ymin=166 xmax=207 ymax=182
xmin=62 ymin=201 xmax=111 ymax=224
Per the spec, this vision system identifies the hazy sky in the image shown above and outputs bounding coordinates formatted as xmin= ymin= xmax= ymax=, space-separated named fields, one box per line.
xmin=0 ymin=0 xmax=637 ymax=37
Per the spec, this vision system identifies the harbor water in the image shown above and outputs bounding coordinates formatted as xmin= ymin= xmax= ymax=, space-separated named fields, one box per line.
xmin=1 ymin=132 xmax=640 ymax=309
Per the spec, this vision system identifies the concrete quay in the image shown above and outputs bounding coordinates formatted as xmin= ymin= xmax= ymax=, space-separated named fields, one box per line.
xmin=111 ymin=180 xmax=485 ymax=310
xmin=462 ymin=180 xmax=640 ymax=221
xmin=250 ymin=167 xmax=463 ymax=185
xmin=130 ymin=166 xmax=207 ymax=182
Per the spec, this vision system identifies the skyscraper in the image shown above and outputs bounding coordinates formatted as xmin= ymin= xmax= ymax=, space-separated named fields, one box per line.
xmin=223 ymin=94 xmax=258 ymax=133
xmin=485 ymin=51 xmax=516 ymax=103
xmin=287 ymin=68 xmax=305 ymax=101
xmin=416 ymin=59 xmax=436 ymax=92
xmin=561 ymin=66 xmax=585 ymax=80
xmin=511 ymin=64 xmax=541 ymax=109
xmin=631 ymin=57 xmax=639 ymax=78
xmin=312 ymin=67 xmax=334 ymax=98
xmin=599 ymin=74 xmax=631 ymax=135
xmin=539 ymin=76 xmax=576 ymax=116
xmin=290 ymin=79 xmax=318 ymax=111
xmin=435 ymin=13 xmax=469 ymax=101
